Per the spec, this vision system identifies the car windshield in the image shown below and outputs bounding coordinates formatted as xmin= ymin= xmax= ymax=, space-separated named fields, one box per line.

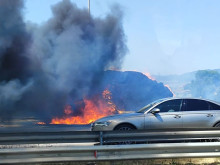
xmin=136 ymin=98 xmax=167 ymax=113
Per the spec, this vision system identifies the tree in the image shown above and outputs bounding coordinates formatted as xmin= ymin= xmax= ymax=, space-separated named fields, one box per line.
xmin=184 ymin=70 xmax=220 ymax=102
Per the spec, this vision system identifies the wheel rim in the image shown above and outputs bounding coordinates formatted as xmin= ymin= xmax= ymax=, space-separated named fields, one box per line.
xmin=116 ymin=125 xmax=135 ymax=144
xmin=118 ymin=126 xmax=133 ymax=131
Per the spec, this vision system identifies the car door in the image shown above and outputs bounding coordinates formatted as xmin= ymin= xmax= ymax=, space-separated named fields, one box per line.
xmin=181 ymin=99 xmax=214 ymax=128
xmin=145 ymin=99 xmax=183 ymax=129
xmin=209 ymin=102 xmax=220 ymax=127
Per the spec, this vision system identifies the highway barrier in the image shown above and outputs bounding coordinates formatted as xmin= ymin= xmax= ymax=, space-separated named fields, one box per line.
xmin=1 ymin=128 xmax=220 ymax=164
xmin=1 ymin=127 xmax=220 ymax=145
xmin=1 ymin=142 xmax=220 ymax=164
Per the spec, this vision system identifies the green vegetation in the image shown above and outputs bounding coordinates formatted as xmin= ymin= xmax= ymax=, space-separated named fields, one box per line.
xmin=185 ymin=70 xmax=220 ymax=101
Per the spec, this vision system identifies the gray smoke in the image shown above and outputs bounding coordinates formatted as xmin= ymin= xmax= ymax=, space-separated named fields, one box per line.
xmin=184 ymin=70 xmax=220 ymax=102
xmin=0 ymin=0 xmax=127 ymax=122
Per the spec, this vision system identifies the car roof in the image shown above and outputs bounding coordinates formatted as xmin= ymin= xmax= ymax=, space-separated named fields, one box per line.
xmin=138 ymin=97 xmax=220 ymax=113
xmin=159 ymin=97 xmax=220 ymax=106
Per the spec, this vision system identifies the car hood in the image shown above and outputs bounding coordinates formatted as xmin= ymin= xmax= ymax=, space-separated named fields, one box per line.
xmin=94 ymin=112 xmax=143 ymax=122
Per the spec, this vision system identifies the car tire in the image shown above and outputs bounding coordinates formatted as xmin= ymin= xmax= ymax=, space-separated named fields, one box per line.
xmin=114 ymin=124 xmax=136 ymax=144
xmin=213 ymin=122 xmax=220 ymax=142
xmin=214 ymin=122 xmax=220 ymax=127
xmin=114 ymin=124 xmax=136 ymax=131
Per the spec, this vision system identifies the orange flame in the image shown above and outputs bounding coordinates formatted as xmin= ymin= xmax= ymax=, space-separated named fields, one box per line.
xmin=143 ymin=72 xmax=155 ymax=81
xmin=50 ymin=89 xmax=118 ymax=125
xmin=37 ymin=70 xmax=174 ymax=125
xmin=37 ymin=122 xmax=46 ymax=125
xmin=143 ymin=72 xmax=175 ymax=97
xmin=164 ymin=84 xmax=175 ymax=97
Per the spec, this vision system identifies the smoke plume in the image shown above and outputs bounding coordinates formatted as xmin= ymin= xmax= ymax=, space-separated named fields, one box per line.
xmin=0 ymin=0 xmax=127 ymax=122
xmin=185 ymin=70 xmax=220 ymax=102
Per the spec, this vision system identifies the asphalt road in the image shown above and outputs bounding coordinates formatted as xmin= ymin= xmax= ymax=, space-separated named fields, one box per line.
xmin=0 ymin=117 xmax=91 ymax=132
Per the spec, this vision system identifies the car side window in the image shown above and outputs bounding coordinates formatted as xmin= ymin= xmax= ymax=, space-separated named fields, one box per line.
xmin=185 ymin=99 xmax=209 ymax=111
xmin=155 ymin=99 xmax=182 ymax=113
xmin=209 ymin=102 xmax=220 ymax=110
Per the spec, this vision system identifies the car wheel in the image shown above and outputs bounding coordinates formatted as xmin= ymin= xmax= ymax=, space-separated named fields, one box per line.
xmin=114 ymin=124 xmax=136 ymax=131
xmin=214 ymin=122 xmax=220 ymax=127
xmin=114 ymin=124 xmax=136 ymax=144
xmin=213 ymin=122 xmax=220 ymax=142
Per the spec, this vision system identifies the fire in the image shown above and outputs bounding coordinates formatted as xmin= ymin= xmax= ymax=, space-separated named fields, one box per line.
xmin=164 ymin=84 xmax=175 ymax=97
xmin=37 ymin=122 xmax=46 ymax=125
xmin=64 ymin=106 xmax=72 ymax=115
xmin=50 ymin=89 xmax=118 ymax=125
xmin=142 ymin=71 xmax=175 ymax=96
xmin=143 ymin=72 xmax=175 ymax=97
xmin=143 ymin=72 xmax=155 ymax=81
xmin=37 ymin=70 xmax=175 ymax=125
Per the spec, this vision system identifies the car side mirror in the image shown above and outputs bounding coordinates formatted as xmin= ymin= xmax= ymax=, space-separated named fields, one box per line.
xmin=151 ymin=108 xmax=160 ymax=114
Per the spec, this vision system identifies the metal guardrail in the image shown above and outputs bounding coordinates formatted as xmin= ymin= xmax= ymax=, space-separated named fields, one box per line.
xmin=1 ymin=128 xmax=220 ymax=145
xmin=0 ymin=130 xmax=99 ymax=144
xmin=1 ymin=128 xmax=220 ymax=164
xmin=1 ymin=142 xmax=220 ymax=164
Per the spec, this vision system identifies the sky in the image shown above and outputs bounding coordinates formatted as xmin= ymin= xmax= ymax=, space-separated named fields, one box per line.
xmin=24 ymin=0 xmax=220 ymax=75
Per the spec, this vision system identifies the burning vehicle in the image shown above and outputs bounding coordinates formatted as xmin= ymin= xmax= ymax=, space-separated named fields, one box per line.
xmin=91 ymin=98 xmax=220 ymax=131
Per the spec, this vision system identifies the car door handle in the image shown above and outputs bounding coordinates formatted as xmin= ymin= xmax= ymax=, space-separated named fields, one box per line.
xmin=207 ymin=114 xmax=213 ymax=117
xmin=174 ymin=115 xmax=181 ymax=119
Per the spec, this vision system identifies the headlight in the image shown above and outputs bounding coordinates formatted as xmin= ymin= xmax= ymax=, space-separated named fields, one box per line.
xmin=93 ymin=121 xmax=111 ymax=127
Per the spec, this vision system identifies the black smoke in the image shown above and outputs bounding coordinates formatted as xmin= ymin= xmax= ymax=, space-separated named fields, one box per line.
xmin=0 ymin=0 xmax=32 ymax=82
xmin=0 ymin=0 xmax=127 ymax=122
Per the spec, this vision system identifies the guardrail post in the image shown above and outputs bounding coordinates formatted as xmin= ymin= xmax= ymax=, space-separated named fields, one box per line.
xmin=99 ymin=131 xmax=103 ymax=145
